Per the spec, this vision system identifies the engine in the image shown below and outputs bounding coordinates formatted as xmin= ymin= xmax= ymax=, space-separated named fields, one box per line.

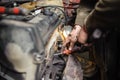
xmin=0 ymin=0 xmax=67 ymax=80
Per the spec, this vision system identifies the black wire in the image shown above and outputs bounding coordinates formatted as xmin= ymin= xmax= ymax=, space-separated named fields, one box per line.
xmin=32 ymin=5 xmax=70 ymax=25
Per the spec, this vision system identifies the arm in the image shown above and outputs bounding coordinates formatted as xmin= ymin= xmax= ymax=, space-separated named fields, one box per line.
xmin=63 ymin=0 xmax=120 ymax=53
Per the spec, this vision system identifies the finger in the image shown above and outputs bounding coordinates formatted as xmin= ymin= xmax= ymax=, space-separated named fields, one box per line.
xmin=63 ymin=34 xmax=71 ymax=46
xmin=63 ymin=38 xmax=70 ymax=47
xmin=69 ymin=42 xmax=75 ymax=50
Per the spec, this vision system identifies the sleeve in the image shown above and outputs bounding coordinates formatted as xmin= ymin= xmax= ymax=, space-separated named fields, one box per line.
xmin=84 ymin=0 xmax=120 ymax=35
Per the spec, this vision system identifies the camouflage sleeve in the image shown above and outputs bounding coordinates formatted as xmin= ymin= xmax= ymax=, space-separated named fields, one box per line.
xmin=84 ymin=0 xmax=120 ymax=35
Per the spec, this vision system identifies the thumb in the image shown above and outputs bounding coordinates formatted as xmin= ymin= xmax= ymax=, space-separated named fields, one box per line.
xmin=69 ymin=42 xmax=75 ymax=50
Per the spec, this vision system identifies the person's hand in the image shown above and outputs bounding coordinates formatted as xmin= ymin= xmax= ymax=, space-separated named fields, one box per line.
xmin=77 ymin=26 xmax=88 ymax=44
xmin=63 ymin=25 xmax=88 ymax=54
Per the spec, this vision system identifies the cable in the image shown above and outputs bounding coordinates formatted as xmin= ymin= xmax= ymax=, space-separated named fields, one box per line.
xmin=32 ymin=5 xmax=78 ymax=25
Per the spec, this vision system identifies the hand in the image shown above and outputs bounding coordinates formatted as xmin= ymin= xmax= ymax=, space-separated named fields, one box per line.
xmin=63 ymin=25 xmax=81 ymax=50
xmin=63 ymin=25 xmax=88 ymax=54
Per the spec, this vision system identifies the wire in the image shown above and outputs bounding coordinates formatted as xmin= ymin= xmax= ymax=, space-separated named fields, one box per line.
xmin=32 ymin=5 xmax=76 ymax=25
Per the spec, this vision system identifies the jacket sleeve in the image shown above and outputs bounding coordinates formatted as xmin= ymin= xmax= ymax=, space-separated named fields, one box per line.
xmin=84 ymin=0 xmax=120 ymax=35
